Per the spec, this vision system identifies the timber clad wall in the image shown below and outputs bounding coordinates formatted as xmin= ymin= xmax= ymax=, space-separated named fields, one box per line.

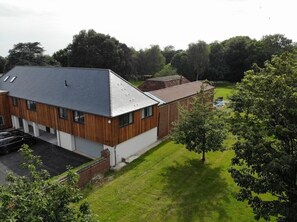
xmin=157 ymin=89 xmax=214 ymax=139
xmin=0 ymin=92 xmax=12 ymax=129
xmin=8 ymin=97 xmax=158 ymax=146
xmin=117 ymin=105 xmax=158 ymax=144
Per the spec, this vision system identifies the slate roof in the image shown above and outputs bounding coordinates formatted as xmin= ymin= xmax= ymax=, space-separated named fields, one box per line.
xmin=0 ymin=66 xmax=157 ymax=117
xmin=148 ymin=81 xmax=214 ymax=104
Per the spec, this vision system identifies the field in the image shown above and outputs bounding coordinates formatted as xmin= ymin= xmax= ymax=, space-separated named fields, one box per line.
xmin=213 ymin=82 xmax=236 ymax=100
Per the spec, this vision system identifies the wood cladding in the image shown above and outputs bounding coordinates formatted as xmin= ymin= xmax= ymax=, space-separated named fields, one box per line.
xmin=0 ymin=93 xmax=12 ymax=129
xmin=157 ymin=89 xmax=214 ymax=139
xmin=8 ymin=97 xmax=158 ymax=146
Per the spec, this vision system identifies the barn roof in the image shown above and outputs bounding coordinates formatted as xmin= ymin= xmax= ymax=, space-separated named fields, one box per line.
xmin=148 ymin=81 xmax=214 ymax=104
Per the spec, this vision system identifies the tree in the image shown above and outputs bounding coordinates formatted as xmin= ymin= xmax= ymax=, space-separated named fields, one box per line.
xmin=162 ymin=45 xmax=177 ymax=64
xmin=229 ymin=51 xmax=297 ymax=221
xmin=68 ymin=29 xmax=135 ymax=79
xmin=53 ymin=47 xmax=69 ymax=67
xmin=0 ymin=56 xmax=6 ymax=73
xmin=187 ymin=41 xmax=209 ymax=81
xmin=154 ymin=63 xmax=178 ymax=77
xmin=261 ymin=34 xmax=293 ymax=61
xmin=171 ymin=86 xmax=226 ymax=162
xmin=0 ymin=145 xmax=95 ymax=222
xmin=171 ymin=51 xmax=192 ymax=80
xmin=223 ymin=36 xmax=254 ymax=82
xmin=5 ymin=42 xmax=59 ymax=72
xmin=136 ymin=45 xmax=165 ymax=77
xmin=206 ymin=41 xmax=228 ymax=81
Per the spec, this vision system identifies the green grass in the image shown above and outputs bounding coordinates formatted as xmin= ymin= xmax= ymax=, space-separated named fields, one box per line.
xmin=213 ymin=82 xmax=236 ymax=100
xmin=83 ymin=140 xmax=268 ymax=222
xmin=130 ymin=80 xmax=144 ymax=87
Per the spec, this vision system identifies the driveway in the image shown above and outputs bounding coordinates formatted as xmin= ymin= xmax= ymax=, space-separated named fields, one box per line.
xmin=0 ymin=138 xmax=91 ymax=184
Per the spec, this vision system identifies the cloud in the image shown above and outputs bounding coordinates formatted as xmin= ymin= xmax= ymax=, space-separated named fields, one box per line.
xmin=0 ymin=3 xmax=50 ymax=17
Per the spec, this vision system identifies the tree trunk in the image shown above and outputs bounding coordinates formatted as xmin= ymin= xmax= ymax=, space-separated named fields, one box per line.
xmin=201 ymin=133 xmax=206 ymax=163
xmin=201 ymin=149 xmax=205 ymax=163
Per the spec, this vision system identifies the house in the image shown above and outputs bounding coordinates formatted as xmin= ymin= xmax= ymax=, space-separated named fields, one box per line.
xmin=146 ymin=81 xmax=214 ymax=139
xmin=0 ymin=66 xmax=159 ymax=166
xmin=138 ymin=75 xmax=190 ymax=92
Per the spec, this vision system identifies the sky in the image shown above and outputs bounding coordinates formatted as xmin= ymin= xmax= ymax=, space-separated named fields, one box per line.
xmin=0 ymin=0 xmax=296 ymax=56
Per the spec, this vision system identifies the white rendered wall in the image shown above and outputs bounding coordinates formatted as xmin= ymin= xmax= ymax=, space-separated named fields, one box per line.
xmin=104 ymin=127 xmax=158 ymax=166
xmin=11 ymin=115 xmax=20 ymax=129
xmin=57 ymin=130 xmax=75 ymax=151
xmin=38 ymin=124 xmax=46 ymax=131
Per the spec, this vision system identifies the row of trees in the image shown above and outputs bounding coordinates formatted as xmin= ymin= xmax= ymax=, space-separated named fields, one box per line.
xmin=171 ymin=51 xmax=297 ymax=221
xmin=1 ymin=30 xmax=296 ymax=82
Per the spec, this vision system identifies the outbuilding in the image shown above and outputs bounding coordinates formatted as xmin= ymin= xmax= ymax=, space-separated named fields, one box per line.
xmin=146 ymin=81 xmax=214 ymax=139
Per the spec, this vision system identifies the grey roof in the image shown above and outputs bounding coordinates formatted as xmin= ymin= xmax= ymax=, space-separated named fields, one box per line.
xmin=0 ymin=66 xmax=157 ymax=117
xmin=148 ymin=81 xmax=214 ymax=104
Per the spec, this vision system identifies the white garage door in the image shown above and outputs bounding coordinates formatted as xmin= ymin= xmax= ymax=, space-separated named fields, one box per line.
xmin=74 ymin=136 xmax=103 ymax=158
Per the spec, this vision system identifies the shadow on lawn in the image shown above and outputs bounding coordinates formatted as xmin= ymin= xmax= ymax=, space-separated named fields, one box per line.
xmin=161 ymin=159 xmax=231 ymax=222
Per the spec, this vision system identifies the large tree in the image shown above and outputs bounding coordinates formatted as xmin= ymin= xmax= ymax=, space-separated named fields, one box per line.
xmin=162 ymin=45 xmax=177 ymax=64
xmin=206 ymin=41 xmax=228 ymax=81
xmin=187 ymin=41 xmax=209 ymax=81
xmin=171 ymin=51 xmax=190 ymax=78
xmin=5 ymin=42 xmax=59 ymax=72
xmin=261 ymin=34 xmax=293 ymax=62
xmin=0 ymin=145 xmax=95 ymax=221
xmin=223 ymin=36 xmax=254 ymax=82
xmin=68 ymin=29 xmax=135 ymax=79
xmin=171 ymin=86 xmax=226 ymax=162
xmin=136 ymin=45 xmax=165 ymax=77
xmin=0 ymin=56 xmax=6 ymax=73
xmin=229 ymin=51 xmax=297 ymax=221
xmin=53 ymin=47 xmax=69 ymax=67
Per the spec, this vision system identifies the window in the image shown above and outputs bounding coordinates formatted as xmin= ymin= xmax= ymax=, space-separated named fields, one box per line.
xmin=58 ymin=107 xmax=68 ymax=119
xmin=10 ymin=76 xmax=17 ymax=83
xmin=3 ymin=76 xmax=10 ymax=82
xmin=12 ymin=97 xmax=18 ymax=107
xmin=119 ymin=112 xmax=133 ymax=127
xmin=142 ymin=106 xmax=153 ymax=119
xmin=26 ymin=100 xmax=36 ymax=111
xmin=0 ymin=116 xmax=4 ymax=126
xmin=73 ymin=111 xmax=84 ymax=124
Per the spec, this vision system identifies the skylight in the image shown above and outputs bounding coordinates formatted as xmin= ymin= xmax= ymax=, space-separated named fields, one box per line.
xmin=10 ymin=76 xmax=17 ymax=83
xmin=3 ymin=76 xmax=10 ymax=82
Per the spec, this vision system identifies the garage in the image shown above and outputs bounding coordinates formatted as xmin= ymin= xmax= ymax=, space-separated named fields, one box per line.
xmin=74 ymin=136 xmax=103 ymax=158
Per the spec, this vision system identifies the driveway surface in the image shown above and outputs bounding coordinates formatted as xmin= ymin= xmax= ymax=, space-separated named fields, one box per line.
xmin=0 ymin=138 xmax=91 ymax=183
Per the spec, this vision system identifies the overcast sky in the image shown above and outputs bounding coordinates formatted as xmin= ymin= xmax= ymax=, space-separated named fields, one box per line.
xmin=0 ymin=0 xmax=296 ymax=56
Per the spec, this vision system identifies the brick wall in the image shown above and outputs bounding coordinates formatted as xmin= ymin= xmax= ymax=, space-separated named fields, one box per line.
xmin=77 ymin=149 xmax=110 ymax=188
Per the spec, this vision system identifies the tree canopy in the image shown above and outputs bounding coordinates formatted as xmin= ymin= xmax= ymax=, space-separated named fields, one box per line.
xmin=187 ymin=41 xmax=209 ymax=81
xmin=136 ymin=45 xmax=165 ymax=77
xmin=171 ymin=87 xmax=226 ymax=162
xmin=5 ymin=42 xmax=59 ymax=72
xmin=0 ymin=145 xmax=95 ymax=222
xmin=229 ymin=51 xmax=297 ymax=221
xmin=67 ymin=29 xmax=135 ymax=79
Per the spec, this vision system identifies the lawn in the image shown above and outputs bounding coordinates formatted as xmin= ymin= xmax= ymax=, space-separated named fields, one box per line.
xmin=213 ymin=81 xmax=236 ymax=100
xmin=130 ymin=80 xmax=144 ymax=87
xmin=84 ymin=141 xmax=265 ymax=222
xmin=82 ymin=81 xmax=271 ymax=221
